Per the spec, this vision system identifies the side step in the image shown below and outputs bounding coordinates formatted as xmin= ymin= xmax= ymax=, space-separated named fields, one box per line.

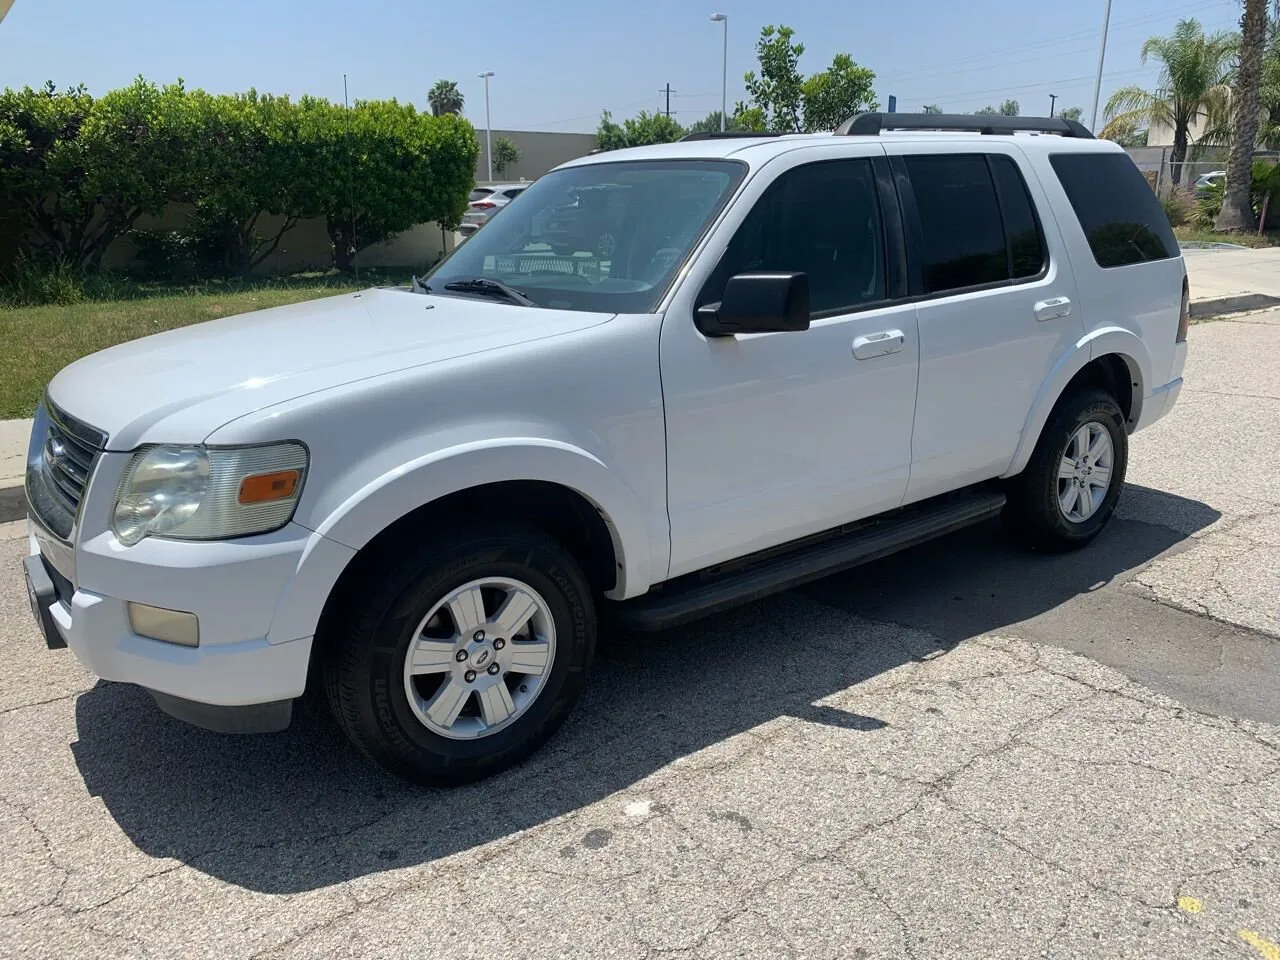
xmin=610 ymin=490 xmax=1006 ymax=632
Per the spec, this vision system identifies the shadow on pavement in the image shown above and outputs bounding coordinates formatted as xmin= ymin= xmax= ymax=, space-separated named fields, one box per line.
xmin=70 ymin=483 xmax=1218 ymax=894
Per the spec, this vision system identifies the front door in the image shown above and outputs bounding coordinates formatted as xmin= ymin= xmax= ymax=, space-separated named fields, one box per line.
xmin=660 ymin=147 xmax=921 ymax=579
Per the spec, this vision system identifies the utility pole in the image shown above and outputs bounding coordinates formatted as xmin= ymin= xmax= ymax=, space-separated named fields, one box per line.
xmin=1049 ymin=94 xmax=1058 ymax=118
xmin=660 ymin=83 xmax=675 ymax=118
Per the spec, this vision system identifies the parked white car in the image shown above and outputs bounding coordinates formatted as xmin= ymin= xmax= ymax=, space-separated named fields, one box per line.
xmin=459 ymin=183 xmax=528 ymax=236
xmin=24 ymin=113 xmax=1187 ymax=784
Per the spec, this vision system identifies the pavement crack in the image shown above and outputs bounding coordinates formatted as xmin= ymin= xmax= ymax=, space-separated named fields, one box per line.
xmin=939 ymin=795 xmax=1171 ymax=911
xmin=0 ymin=690 xmax=83 ymax=715
xmin=0 ymin=794 xmax=69 ymax=917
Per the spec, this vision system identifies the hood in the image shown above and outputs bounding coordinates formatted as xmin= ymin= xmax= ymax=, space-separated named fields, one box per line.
xmin=48 ymin=288 xmax=613 ymax=450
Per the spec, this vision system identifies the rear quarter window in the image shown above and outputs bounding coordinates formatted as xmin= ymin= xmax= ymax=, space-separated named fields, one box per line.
xmin=1049 ymin=152 xmax=1177 ymax=268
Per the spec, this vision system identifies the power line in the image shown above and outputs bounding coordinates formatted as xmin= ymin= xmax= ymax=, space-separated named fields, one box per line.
xmin=876 ymin=2 xmax=1238 ymax=84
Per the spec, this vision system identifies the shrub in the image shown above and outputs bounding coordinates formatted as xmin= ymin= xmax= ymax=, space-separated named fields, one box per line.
xmin=1161 ymin=188 xmax=1198 ymax=227
xmin=1196 ymin=180 xmax=1224 ymax=225
xmin=0 ymin=257 xmax=87 ymax=306
xmin=130 ymin=229 xmax=203 ymax=280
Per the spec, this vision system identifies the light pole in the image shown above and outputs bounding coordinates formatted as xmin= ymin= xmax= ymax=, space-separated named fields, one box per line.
xmin=478 ymin=71 xmax=495 ymax=181
xmin=711 ymin=14 xmax=727 ymax=132
xmin=1088 ymin=0 xmax=1113 ymax=132
xmin=1049 ymin=93 xmax=1057 ymax=118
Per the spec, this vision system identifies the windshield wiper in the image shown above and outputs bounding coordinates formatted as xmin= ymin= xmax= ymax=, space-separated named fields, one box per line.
xmin=440 ymin=277 xmax=536 ymax=307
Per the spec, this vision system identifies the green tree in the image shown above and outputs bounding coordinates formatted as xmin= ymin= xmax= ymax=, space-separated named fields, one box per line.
xmin=687 ymin=111 xmax=741 ymax=134
xmin=1216 ymin=0 xmax=1270 ymax=231
xmin=1261 ymin=22 xmax=1280 ymax=149
xmin=492 ymin=136 xmax=520 ymax=177
xmin=801 ymin=53 xmax=878 ymax=131
xmin=734 ymin=24 xmax=877 ymax=133
xmin=77 ymin=79 xmax=203 ymax=270
xmin=302 ymin=100 xmax=479 ymax=271
xmin=1059 ymin=105 xmax=1083 ymax=122
xmin=186 ymin=90 xmax=309 ymax=276
xmin=1103 ymin=19 xmax=1237 ymax=185
xmin=0 ymin=82 xmax=97 ymax=271
xmin=739 ymin=24 xmax=807 ymax=133
xmin=976 ymin=99 xmax=1020 ymax=116
xmin=594 ymin=110 xmax=686 ymax=150
xmin=921 ymin=104 xmax=943 ymax=114
xmin=427 ymin=80 xmax=464 ymax=117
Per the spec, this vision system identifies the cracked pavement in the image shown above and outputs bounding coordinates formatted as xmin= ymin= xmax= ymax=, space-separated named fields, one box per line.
xmin=1 ymin=311 xmax=1278 ymax=959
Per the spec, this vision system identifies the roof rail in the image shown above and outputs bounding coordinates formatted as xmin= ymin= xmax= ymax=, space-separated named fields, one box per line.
xmin=679 ymin=130 xmax=785 ymax=141
xmin=836 ymin=112 xmax=1094 ymax=139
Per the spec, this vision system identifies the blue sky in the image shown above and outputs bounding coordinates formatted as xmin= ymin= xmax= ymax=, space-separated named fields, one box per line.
xmin=0 ymin=0 xmax=1246 ymax=132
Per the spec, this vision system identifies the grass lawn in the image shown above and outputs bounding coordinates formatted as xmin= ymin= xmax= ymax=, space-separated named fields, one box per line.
xmin=0 ymin=280 xmax=372 ymax=419
xmin=1175 ymin=225 xmax=1280 ymax=248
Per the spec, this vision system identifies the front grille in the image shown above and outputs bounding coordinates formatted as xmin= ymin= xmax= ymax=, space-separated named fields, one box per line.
xmin=26 ymin=401 xmax=107 ymax=542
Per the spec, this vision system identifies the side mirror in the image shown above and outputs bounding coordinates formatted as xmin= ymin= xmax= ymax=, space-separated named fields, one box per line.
xmin=695 ymin=271 xmax=811 ymax=337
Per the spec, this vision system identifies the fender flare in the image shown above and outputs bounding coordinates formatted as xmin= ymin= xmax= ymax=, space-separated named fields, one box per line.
xmin=266 ymin=439 xmax=656 ymax=644
xmin=1003 ymin=328 xmax=1151 ymax=478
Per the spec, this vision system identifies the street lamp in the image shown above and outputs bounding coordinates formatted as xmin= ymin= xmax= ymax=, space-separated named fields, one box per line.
xmin=711 ymin=14 xmax=727 ymax=132
xmin=1088 ymin=0 xmax=1113 ymax=132
xmin=478 ymin=71 xmax=495 ymax=181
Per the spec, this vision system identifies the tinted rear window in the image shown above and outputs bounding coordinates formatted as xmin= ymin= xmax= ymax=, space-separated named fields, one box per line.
xmin=905 ymin=154 xmax=1008 ymax=293
xmin=1050 ymin=153 xmax=1177 ymax=268
xmin=988 ymin=155 xmax=1046 ymax=279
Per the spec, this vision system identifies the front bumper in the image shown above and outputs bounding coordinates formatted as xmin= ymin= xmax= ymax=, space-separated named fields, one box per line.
xmin=27 ymin=512 xmax=328 ymax=729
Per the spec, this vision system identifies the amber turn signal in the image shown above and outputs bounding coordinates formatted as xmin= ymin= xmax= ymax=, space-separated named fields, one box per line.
xmin=238 ymin=470 xmax=301 ymax=504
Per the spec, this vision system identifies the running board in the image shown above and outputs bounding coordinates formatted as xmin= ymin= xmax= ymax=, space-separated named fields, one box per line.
xmin=610 ymin=490 xmax=1006 ymax=632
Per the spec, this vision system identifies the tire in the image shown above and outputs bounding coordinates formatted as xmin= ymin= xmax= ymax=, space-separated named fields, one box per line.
xmin=322 ymin=523 xmax=596 ymax=785
xmin=1003 ymin=386 xmax=1128 ymax=552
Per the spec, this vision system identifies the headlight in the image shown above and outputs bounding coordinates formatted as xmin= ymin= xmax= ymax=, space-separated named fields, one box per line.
xmin=113 ymin=442 xmax=308 ymax=545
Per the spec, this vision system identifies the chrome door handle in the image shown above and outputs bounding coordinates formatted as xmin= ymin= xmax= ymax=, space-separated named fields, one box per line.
xmin=852 ymin=330 xmax=906 ymax=360
xmin=1034 ymin=297 xmax=1072 ymax=322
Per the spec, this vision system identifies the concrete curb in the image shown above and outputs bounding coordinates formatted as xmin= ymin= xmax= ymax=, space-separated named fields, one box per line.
xmin=1190 ymin=293 xmax=1280 ymax=319
xmin=0 ymin=483 xmax=24 ymax=525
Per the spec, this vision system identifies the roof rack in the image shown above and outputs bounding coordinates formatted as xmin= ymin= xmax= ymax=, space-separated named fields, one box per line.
xmin=836 ymin=112 xmax=1094 ymax=139
xmin=679 ymin=130 xmax=785 ymax=141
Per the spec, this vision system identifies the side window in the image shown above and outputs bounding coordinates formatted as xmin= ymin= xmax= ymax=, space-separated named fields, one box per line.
xmin=1049 ymin=152 xmax=1177 ymax=267
xmin=709 ymin=159 xmax=886 ymax=316
xmin=988 ymin=155 xmax=1047 ymax=280
xmin=503 ymin=188 xmax=524 ymax=199
xmin=905 ymin=154 xmax=1007 ymax=293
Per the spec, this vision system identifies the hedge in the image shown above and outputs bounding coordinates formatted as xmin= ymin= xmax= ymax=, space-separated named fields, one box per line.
xmin=0 ymin=78 xmax=480 ymax=279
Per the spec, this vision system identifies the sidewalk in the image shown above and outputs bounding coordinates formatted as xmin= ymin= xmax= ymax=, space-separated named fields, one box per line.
xmin=0 ymin=419 xmax=29 ymax=524
xmin=1183 ymin=246 xmax=1280 ymax=302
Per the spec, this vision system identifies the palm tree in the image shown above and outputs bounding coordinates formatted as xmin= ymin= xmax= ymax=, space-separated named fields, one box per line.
xmin=1216 ymin=0 xmax=1270 ymax=231
xmin=1259 ymin=20 xmax=1280 ymax=150
xmin=1102 ymin=19 xmax=1237 ymax=185
xmin=427 ymin=80 xmax=464 ymax=117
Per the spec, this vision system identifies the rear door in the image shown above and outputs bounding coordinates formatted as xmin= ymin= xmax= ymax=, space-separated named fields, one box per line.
xmin=881 ymin=142 xmax=1084 ymax=503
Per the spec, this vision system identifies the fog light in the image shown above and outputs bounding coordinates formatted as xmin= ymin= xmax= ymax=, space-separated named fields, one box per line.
xmin=127 ymin=602 xmax=199 ymax=647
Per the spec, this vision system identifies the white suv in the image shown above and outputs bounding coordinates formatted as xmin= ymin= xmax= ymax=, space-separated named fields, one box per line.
xmin=23 ymin=113 xmax=1188 ymax=784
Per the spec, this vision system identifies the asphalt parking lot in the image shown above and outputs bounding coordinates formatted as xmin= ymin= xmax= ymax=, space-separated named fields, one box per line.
xmin=1 ymin=310 xmax=1278 ymax=959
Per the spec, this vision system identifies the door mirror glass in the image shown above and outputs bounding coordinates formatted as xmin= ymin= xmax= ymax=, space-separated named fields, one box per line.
xmin=696 ymin=271 xmax=811 ymax=336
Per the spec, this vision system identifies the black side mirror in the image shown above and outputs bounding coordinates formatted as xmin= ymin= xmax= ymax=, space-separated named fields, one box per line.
xmin=695 ymin=271 xmax=811 ymax=337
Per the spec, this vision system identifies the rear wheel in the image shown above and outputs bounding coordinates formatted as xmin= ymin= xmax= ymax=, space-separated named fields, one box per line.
xmin=1004 ymin=387 xmax=1128 ymax=551
xmin=322 ymin=524 xmax=595 ymax=785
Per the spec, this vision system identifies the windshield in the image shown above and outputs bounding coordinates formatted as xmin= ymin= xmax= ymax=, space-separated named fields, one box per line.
xmin=425 ymin=159 xmax=746 ymax=313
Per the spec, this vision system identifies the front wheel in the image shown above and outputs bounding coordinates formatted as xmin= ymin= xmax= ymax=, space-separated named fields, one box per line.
xmin=322 ymin=524 xmax=596 ymax=785
xmin=1003 ymin=387 xmax=1128 ymax=552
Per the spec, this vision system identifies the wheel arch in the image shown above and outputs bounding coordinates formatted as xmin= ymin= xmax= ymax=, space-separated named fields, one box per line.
xmin=267 ymin=440 xmax=657 ymax=652
xmin=1004 ymin=330 xmax=1150 ymax=479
